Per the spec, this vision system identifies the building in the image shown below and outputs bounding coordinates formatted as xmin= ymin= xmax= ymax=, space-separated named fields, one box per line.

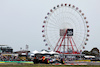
xmin=0 ymin=45 xmax=13 ymax=53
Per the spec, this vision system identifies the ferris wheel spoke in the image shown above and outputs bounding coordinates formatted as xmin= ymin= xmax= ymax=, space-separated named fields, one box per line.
xmin=49 ymin=17 xmax=58 ymax=25
xmin=74 ymin=36 xmax=86 ymax=48
xmin=48 ymin=30 xmax=58 ymax=31
xmin=50 ymin=11 xmax=65 ymax=26
xmin=74 ymin=40 xmax=83 ymax=49
xmin=74 ymin=34 xmax=85 ymax=41
xmin=48 ymin=34 xmax=59 ymax=45
xmin=63 ymin=13 xmax=78 ymax=29
xmin=47 ymin=23 xmax=61 ymax=29
xmin=48 ymin=17 xmax=64 ymax=28
xmin=47 ymin=18 xmax=58 ymax=26
xmin=49 ymin=37 xmax=59 ymax=46
xmin=67 ymin=9 xmax=84 ymax=32
xmin=75 ymin=31 xmax=85 ymax=34
xmin=74 ymin=33 xmax=85 ymax=38
xmin=47 ymin=33 xmax=59 ymax=39
xmin=47 ymin=25 xmax=60 ymax=29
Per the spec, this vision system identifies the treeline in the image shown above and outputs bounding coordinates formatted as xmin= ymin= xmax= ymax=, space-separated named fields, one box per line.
xmin=82 ymin=47 xmax=99 ymax=56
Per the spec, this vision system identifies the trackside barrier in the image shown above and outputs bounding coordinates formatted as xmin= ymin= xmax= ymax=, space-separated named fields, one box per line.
xmin=75 ymin=60 xmax=91 ymax=62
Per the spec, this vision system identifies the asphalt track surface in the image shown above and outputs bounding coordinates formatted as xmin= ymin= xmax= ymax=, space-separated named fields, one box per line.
xmin=64 ymin=61 xmax=100 ymax=65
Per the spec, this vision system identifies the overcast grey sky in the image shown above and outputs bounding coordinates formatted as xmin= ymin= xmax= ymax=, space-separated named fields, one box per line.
xmin=0 ymin=0 xmax=100 ymax=52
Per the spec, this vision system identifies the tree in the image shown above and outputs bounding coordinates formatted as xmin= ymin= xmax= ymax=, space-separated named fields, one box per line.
xmin=90 ymin=47 xmax=99 ymax=56
xmin=82 ymin=50 xmax=91 ymax=55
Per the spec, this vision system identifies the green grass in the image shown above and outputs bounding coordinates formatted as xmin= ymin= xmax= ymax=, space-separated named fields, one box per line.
xmin=0 ymin=64 xmax=100 ymax=67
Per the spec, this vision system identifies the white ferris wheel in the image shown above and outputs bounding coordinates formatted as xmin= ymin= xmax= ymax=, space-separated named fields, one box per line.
xmin=42 ymin=3 xmax=89 ymax=54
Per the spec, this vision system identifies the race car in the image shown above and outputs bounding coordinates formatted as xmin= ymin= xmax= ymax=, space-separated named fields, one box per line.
xmin=33 ymin=56 xmax=65 ymax=64
xmin=33 ymin=56 xmax=49 ymax=64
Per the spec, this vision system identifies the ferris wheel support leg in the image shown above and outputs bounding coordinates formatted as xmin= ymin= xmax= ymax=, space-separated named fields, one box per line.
xmin=63 ymin=38 xmax=66 ymax=54
xmin=69 ymin=37 xmax=75 ymax=54
xmin=67 ymin=37 xmax=69 ymax=52
xmin=56 ymin=37 xmax=64 ymax=53
xmin=56 ymin=32 xmax=67 ymax=52
xmin=71 ymin=37 xmax=79 ymax=52
xmin=54 ymin=37 xmax=62 ymax=51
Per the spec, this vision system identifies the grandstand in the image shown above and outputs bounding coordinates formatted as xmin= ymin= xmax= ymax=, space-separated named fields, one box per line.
xmin=0 ymin=45 xmax=13 ymax=53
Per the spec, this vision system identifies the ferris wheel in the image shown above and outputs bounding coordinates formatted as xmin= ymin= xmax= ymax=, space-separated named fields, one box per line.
xmin=42 ymin=3 xmax=89 ymax=54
